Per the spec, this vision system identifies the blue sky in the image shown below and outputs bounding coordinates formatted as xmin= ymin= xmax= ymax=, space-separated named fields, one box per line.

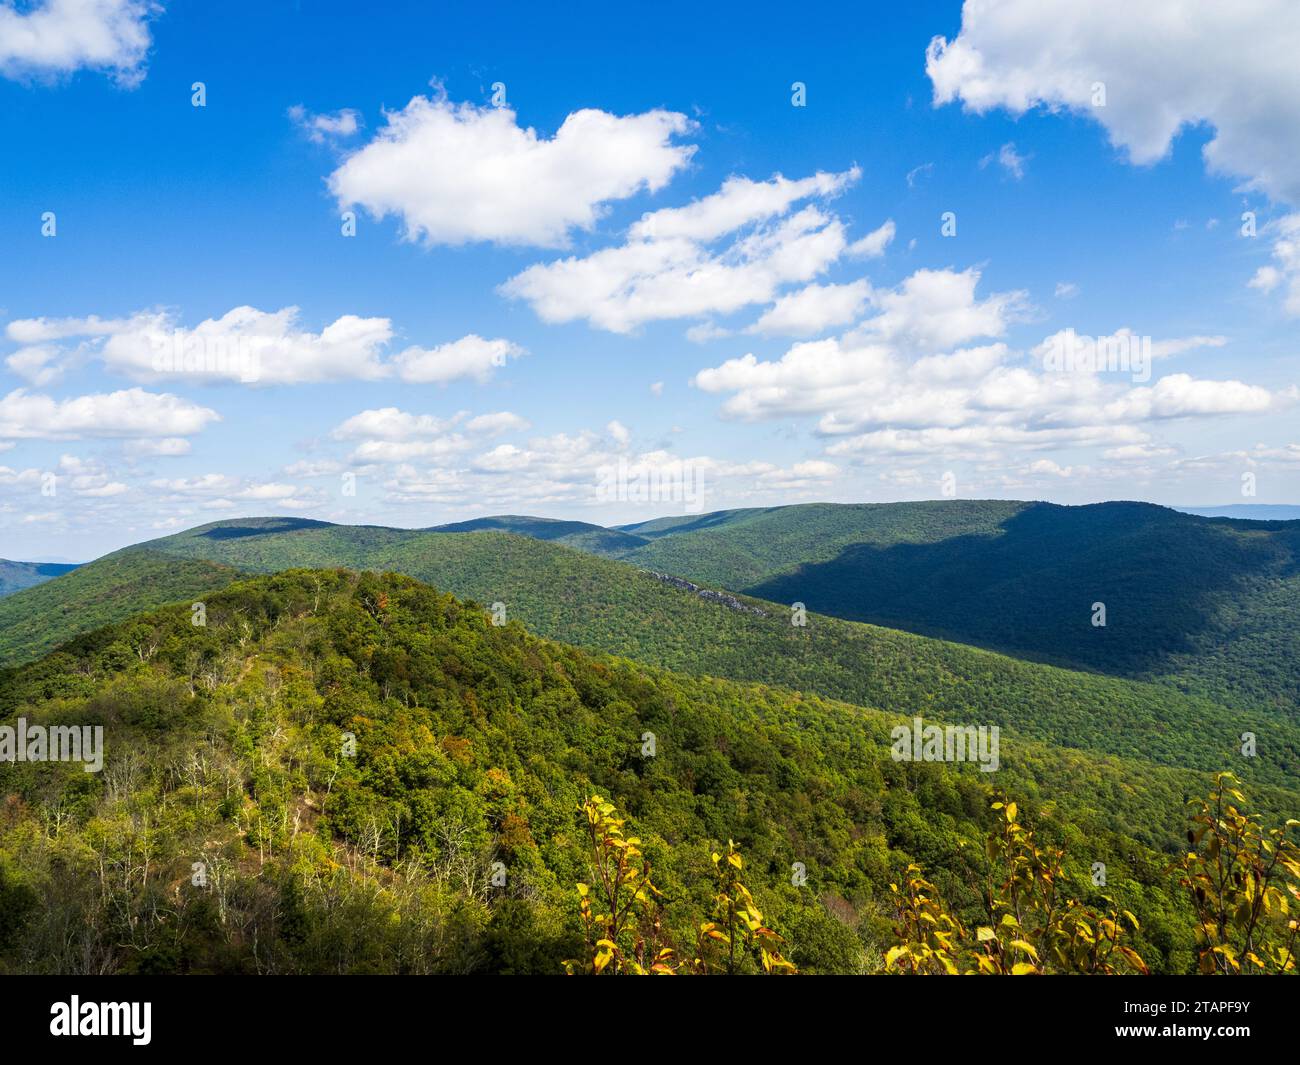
xmin=2 ymin=0 xmax=1298 ymax=560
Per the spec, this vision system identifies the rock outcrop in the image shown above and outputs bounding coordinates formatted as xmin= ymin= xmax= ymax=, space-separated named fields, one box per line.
xmin=647 ymin=572 xmax=770 ymax=617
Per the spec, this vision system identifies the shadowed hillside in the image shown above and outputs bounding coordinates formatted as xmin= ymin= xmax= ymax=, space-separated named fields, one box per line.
xmin=597 ymin=501 xmax=1300 ymax=714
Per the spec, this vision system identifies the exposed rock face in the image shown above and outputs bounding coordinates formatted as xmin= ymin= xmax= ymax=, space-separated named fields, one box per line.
xmin=647 ymin=571 xmax=770 ymax=617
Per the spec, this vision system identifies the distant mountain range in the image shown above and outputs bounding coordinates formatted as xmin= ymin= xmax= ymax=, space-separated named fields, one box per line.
xmin=4 ymin=500 xmax=1298 ymax=717
xmin=0 ymin=558 xmax=79 ymax=598
xmin=1174 ymin=504 xmax=1300 ymax=520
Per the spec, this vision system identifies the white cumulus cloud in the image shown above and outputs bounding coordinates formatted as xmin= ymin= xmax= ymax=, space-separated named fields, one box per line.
xmin=4 ymin=307 xmax=523 ymax=386
xmin=502 ymin=168 xmax=887 ymax=333
xmin=748 ymin=281 xmax=872 ymax=337
xmin=693 ymin=264 xmax=1291 ymax=466
xmin=328 ymin=92 xmax=695 ymax=248
xmin=288 ymin=104 xmax=361 ymax=143
xmin=926 ymin=0 xmax=1300 ymax=203
xmin=393 ymin=334 xmax=522 ymax=384
xmin=0 ymin=387 xmax=219 ymax=440
xmin=0 ymin=0 xmax=159 ymax=85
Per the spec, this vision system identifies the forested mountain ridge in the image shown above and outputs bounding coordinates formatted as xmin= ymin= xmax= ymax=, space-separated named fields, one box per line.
xmin=2 ymin=519 xmax=1296 ymax=800
xmin=2 ymin=567 xmax=1287 ymax=975
xmin=424 ymin=514 xmax=649 ymax=555
xmin=596 ymin=500 xmax=1300 ymax=715
xmin=42 ymin=493 xmax=1300 ymax=726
